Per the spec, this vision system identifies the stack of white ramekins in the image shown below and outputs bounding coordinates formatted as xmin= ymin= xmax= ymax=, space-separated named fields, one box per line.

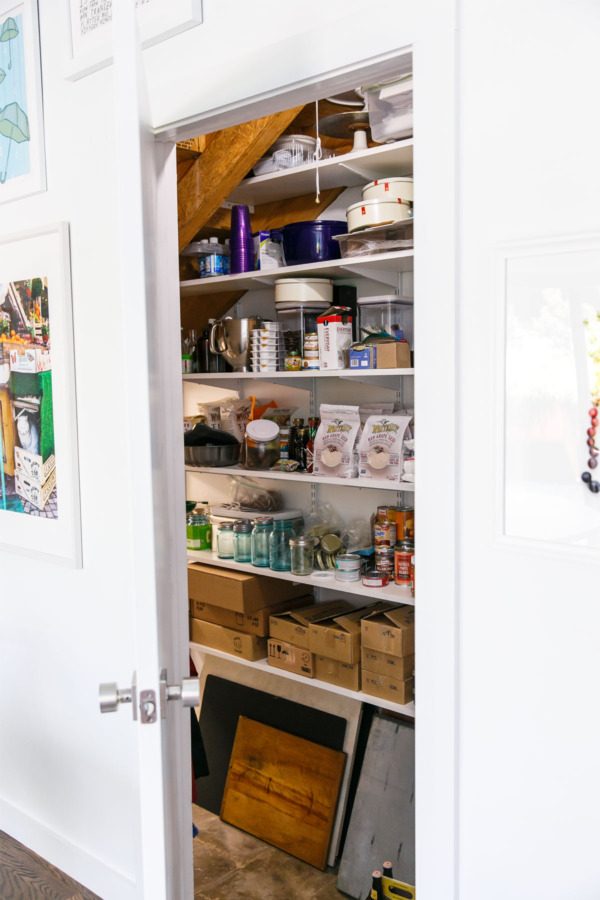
xmin=250 ymin=322 xmax=285 ymax=372
xmin=346 ymin=177 xmax=413 ymax=233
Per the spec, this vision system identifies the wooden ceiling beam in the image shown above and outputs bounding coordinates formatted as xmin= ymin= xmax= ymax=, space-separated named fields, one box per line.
xmin=178 ymin=107 xmax=304 ymax=251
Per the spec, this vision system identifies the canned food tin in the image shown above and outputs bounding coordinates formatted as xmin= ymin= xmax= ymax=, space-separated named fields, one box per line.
xmin=302 ymin=358 xmax=320 ymax=369
xmin=394 ymin=541 xmax=414 ymax=585
xmin=375 ymin=547 xmax=395 ymax=576
xmin=395 ymin=506 xmax=415 ymax=541
xmin=335 ymin=553 xmax=361 ymax=571
xmin=377 ymin=505 xmax=391 ymax=522
xmin=374 ymin=519 xmax=397 ymax=548
xmin=362 ymin=570 xmax=389 ymax=588
xmin=335 ymin=569 xmax=361 ymax=583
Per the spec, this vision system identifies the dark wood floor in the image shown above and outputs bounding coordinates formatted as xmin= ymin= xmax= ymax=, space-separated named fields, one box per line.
xmin=0 ymin=830 xmax=100 ymax=900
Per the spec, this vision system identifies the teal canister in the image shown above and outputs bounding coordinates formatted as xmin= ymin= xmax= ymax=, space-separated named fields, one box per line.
xmin=269 ymin=519 xmax=295 ymax=571
xmin=233 ymin=520 xmax=253 ymax=563
xmin=251 ymin=516 xmax=274 ymax=567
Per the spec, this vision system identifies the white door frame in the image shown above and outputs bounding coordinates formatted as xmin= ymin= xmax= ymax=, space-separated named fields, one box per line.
xmin=152 ymin=34 xmax=459 ymax=900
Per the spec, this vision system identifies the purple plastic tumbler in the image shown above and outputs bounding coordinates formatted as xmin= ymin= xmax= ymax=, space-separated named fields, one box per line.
xmin=230 ymin=205 xmax=255 ymax=274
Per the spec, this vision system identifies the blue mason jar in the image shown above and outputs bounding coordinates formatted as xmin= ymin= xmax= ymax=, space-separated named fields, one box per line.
xmin=269 ymin=519 xmax=295 ymax=571
xmin=251 ymin=516 xmax=274 ymax=567
xmin=233 ymin=520 xmax=253 ymax=563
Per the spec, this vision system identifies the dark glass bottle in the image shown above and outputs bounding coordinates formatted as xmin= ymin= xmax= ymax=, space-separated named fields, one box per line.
xmin=382 ymin=862 xmax=393 ymax=878
xmin=289 ymin=417 xmax=304 ymax=468
xmin=368 ymin=871 xmax=383 ymax=900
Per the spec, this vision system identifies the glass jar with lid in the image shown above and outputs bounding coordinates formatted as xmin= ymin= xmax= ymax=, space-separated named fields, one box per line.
xmin=186 ymin=511 xmax=212 ymax=551
xmin=217 ymin=522 xmax=234 ymax=559
xmin=251 ymin=517 xmax=274 ymax=567
xmin=233 ymin=520 xmax=253 ymax=563
xmin=269 ymin=519 xmax=295 ymax=571
xmin=357 ymin=294 xmax=414 ymax=347
xmin=289 ymin=535 xmax=316 ymax=576
xmin=244 ymin=419 xmax=281 ymax=470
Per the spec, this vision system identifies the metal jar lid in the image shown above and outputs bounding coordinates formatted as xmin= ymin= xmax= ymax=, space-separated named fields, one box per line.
xmin=233 ymin=520 xmax=253 ymax=533
xmin=218 ymin=523 xmax=234 ymax=531
xmin=289 ymin=535 xmax=316 ymax=547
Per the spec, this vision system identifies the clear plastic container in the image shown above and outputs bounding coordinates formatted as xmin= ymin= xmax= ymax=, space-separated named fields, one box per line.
xmin=357 ymin=294 xmax=414 ymax=346
xmin=276 ymin=302 xmax=330 ymax=356
xmin=244 ymin=419 xmax=280 ymax=470
xmin=363 ymin=75 xmax=413 ymax=143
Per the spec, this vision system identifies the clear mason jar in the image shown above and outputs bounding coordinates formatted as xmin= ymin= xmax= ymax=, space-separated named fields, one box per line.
xmin=233 ymin=520 xmax=253 ymax=563
xmin=289 ymin=535 xmax=316 ymax=575
xmin=269 ymin=519 xmax=295 ymax=571
xmin=251 ymin=516 xmax=274 ymax=567
xmin=217 ymin=522 xmax=235 ymax=559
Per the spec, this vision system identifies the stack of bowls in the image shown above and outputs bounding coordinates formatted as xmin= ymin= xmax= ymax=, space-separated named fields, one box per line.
xmin=250 ymin=322 xmax=285 ymax=372
xmin=346 ymin=177 xmax=414 ymax=232
xmin=230 ymin=204 xmax=255 ymax=274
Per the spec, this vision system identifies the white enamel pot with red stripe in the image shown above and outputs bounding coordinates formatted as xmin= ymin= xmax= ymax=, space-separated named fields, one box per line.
xmin=362 ymin=177 xmax=414 ymax=202
xmin=346 ymin=196 xmax=412 ymax=233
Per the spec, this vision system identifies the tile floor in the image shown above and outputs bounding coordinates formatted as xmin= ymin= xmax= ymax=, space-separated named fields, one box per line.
xmin=193 ymin=805 xmax=350 ymax=900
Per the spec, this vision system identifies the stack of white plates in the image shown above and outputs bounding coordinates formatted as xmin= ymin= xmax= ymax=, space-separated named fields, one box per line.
xmin=250 ymin=323 xmax=285 ymax=372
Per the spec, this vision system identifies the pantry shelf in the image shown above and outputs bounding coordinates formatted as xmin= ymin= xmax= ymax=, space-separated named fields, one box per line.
xmin=187 ymin=549 xmax=415 ymax=605
xmin=179 ymin=249 xmax=414 ymax=297
xmin=227 ymin=139 xmax=414 ymax=206
xmin=183 ymin=367 xmax=414 ymax=384
xmin=184 ymin=464 xmax=415 ymax=492
xmin=189 ymin=640 xmax=416 ymax=719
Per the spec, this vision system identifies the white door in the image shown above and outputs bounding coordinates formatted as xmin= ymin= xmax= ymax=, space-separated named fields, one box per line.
xmin=110 ymin=3 xmax=193 ymax=897
xmin=457 ymin=2 xmax=600 ymax=898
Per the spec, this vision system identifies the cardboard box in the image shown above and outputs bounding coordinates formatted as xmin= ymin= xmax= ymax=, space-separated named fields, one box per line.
xmin=362 ymin=670 xmax=414 ymax=705
xmin=15 ymin=467 xmax=56 ymax=510
xmin=309 ymin=602 xmax=394 ymax=665
xmin=374 ymin=340 xmax=411 ymax=369
xmin=361 ymin=647 xmax=415 ymax=681
xmin=314 ymin=656 xmax=361 ymax=691
xmin=317 ymin=310 xmax=353 ymax=370
xmin=190 ymin=595 xmax=311 ymax=637
xmin=269 ymin=599 xmax=354 ymax=650
xmin=189 ymin=617 xmax=268 ymax=661
xmin=8 ymin=343 xmax=51 ymax=374
xmin=267 ymin=638 xmax=315 ymax=677
xmin=348 ymin=345 xmax=375 ymax=369
xmin=14 ymin=445 xmax=55 ymax=484
xmin=361 ymin=605 xmax=415 ymax=657
xmin=187 ymin=563 xmax=310 ymax=614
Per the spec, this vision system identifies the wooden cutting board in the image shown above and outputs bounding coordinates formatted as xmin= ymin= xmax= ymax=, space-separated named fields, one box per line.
xmin=220 ymin=716 xmax=346 ymax=870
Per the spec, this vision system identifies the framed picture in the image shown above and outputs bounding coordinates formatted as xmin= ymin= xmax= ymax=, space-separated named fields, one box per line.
xmin=0 ymin=0 xmax=46 ymax=204
xmin=64 ymin=0 xmax=203 ymax=81
xmin=0 ymin=223 xmax=82 ymax=567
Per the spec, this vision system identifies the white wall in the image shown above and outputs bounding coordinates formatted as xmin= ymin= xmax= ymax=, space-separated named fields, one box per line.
xmin=0 ymin=4 xmax=140 ymax=897
xmin=458 ymin=2 xmax=600 ymax=898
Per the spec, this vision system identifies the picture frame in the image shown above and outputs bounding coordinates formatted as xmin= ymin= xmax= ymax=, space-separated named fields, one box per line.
xmin=0 ymin=222 xmax=82 ymax=567
xmin=64 ymin=0 xmax=203 ymax=81
xmin=0 ymin=0 xmax=46 ymax=204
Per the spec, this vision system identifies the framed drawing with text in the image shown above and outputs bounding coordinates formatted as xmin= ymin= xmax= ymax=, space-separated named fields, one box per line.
xmin=0 ymin=0 xmax=46 ymax=204
xmin=65 ymin=0 xmax=203 ymax=81
xmin=0 ymin=223 xmax=82 ymax=567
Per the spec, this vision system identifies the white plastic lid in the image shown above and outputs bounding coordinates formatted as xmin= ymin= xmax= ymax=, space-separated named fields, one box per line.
xmin=364 ymin=177 xmax=414 ymax=190
xmin=246 ymin=419 xmax=280 ymax=442
xmin=274 ymin=278 xmax=333 ymax=286
xmin=209 ymin=237 xmax=219 ymax=244
xmin=357 ymin=294 xmax=414 ymax=305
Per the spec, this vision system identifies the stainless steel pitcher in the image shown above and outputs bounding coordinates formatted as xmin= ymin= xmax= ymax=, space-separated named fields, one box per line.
xmin=208 ymin=317 xmax=263 ymax=372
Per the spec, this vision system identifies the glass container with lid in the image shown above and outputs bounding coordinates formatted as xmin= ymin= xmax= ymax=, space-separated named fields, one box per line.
xmin=289 ymin=535 xmax=317 ymax=576
xmin=244 ymin=419 xmax=281 ymax=470
xmin=217 ymin=522 xmax=235 ymax=559
xmin=357 ymin=294 xmax=414 ymax=347
xmin=251 ymin=516 xmax=274 ymax=567
xmin=186 ymin=512 xmax=212 ymax=551
xmin=233 ymin=520 xmax=253 ymax=563
xmin=269 ymin=519 xmax=295 ymax=571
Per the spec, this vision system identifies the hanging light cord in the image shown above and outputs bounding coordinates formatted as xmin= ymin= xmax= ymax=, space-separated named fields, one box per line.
xmin=314 ymin=99 xmax=322 ymax=203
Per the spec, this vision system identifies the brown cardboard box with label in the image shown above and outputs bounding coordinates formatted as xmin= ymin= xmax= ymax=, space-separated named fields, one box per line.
xmin=269 ymin=599 xmax=354 ymax=650
xmin=188 ymin=563 xmax=310 ymax=614
xmin=191 ymin=595 xmax=311 ymax=637
xmin=309 ymin=602 xmax=395 ymax=665
xmin=374 ymin=340 xmax=411 ymax=369
xmin=362 ymin=670 xmax=414 ymax=705
xmin=189 ymin=617 xmax=267 ymax=661
xmin=360 ymin=605 xmax=415 ymax=657
xmin=361 ymin=647 xmax=415 ymax=681
xmin=314 ymin=656 xmax=361 ymax=691
xmin=267 ymin=638 xmax=315 ymax=677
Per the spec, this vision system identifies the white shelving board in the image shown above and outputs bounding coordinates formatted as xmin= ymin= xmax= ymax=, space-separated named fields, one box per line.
xmin=227 ymin=139 xmax=414 ymax=206
xmin=188 ymin=550 xmax=414 ymax=605
xmin=185 ymin=464 xmax=415 ymax=492
xmin=179 ymin=249 xmax=414 ymax=297
xmin=189 ymin=640 xmax=415 ymax=719
xmin=183 ymin=367 xmax=413 ymax=384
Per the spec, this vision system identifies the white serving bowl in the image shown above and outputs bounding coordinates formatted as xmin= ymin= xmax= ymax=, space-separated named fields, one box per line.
xmin=346 ymin=197 xmax=412 ymax=233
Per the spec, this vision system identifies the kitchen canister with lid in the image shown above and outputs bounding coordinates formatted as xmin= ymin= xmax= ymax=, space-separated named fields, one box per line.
xmin=362 ymin=177 xmax=414 ymax=203
xmin=346 ymin=197 xmax=412 ymax=233
xmin=274 ymin=278 xmax=333 ymax=305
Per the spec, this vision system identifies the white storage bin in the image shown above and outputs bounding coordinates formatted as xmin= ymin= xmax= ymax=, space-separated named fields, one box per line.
xmin=363 ymin=75 xmax=413 ymax=143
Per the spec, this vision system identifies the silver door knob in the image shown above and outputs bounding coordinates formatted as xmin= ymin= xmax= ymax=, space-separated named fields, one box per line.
xmin=99 ymin=675 xmax=137 ymax=719
xmin=160 ymin=669 xmax=200 ymax=713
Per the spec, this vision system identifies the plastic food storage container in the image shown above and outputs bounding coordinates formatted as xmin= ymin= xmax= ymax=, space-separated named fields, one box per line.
xmin=275 ymin=300 xmax=330 ymax=356
xmin=363 ymin=75 xmax=413 ymax=143
xmin=274 ymin=278 xmax=333 ymax=306
xmin=281 ymin=221 xmax=347 ymax=266
xmin=357 ymin=295 xmax=414 ymax=346
xmin=244 ymin=419 xmax=281 ymax=470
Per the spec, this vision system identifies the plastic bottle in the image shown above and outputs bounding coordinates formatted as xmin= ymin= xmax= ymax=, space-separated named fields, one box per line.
xmin=198 ymin=237 xmax=230 ymax=278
